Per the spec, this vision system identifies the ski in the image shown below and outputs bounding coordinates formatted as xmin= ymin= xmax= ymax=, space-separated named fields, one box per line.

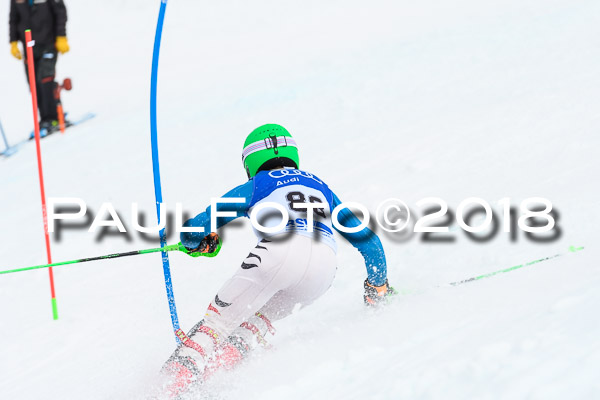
xmin=1 ymin=112 xmax=97 ymax=158
xmin=28 ymin=112 xmax=96 ymax=140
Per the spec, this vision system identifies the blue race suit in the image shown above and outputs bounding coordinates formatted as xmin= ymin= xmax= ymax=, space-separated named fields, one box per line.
xmin=181 ymin=168 xmax=387 ymax=286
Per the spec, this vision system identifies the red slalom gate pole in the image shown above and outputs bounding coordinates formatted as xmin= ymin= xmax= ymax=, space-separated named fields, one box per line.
xmin=25 ymin=29 xmax=59 ymax=320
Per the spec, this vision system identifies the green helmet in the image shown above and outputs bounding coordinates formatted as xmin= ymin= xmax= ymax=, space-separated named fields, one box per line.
xmin=242 ymin=124 xmax=299 ymax=178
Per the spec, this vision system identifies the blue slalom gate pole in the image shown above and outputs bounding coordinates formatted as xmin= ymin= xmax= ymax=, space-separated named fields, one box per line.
xmin=150 ymin=0 xmax=181 ymax=343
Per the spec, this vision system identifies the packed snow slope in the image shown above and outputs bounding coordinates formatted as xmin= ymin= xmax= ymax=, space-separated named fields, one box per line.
xmin=1 ymin=0 xmax=599 ymax=399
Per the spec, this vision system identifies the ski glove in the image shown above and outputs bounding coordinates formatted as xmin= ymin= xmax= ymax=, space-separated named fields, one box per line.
xmin=181 ymin=232 xmax=222 ymax=258
xmin=364 ymin=278 xmax=397 ymax=306
xmin=55 ymin=36 xmax=70 ymax=54
xmin=10 ymin=41 xmax=21 ymax=60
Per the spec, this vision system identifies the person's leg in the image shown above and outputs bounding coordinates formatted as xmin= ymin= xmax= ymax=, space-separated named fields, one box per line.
xmin=203 ymin=236 xmax=310 ymax=336
xmin=36 ymin=49 xmax=58 ymax=124
xmin=280 ymin=238 xmax=338 ymax=306
xmin=162 ymin=236 xmax=337 ymax=394
xmin=227 ymin=239 xmax=337 ymax=352
xmin=163 ymin=236 xmax=310 ymax=388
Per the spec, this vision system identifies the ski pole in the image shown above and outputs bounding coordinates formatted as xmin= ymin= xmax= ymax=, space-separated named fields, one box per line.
xmin=0 ymin=243 xmax=186 ymax=275
xmin=0 ymin=119 xmax=8 ymax=148
xmin=442 ymin=245 xmax=585 ymax=287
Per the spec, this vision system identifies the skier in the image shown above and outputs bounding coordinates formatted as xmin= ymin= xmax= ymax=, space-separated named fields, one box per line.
xmin=9 ymin=0 xmax=69 ymax=134
xmin=162 ymin=124 xmax=395 ymax=394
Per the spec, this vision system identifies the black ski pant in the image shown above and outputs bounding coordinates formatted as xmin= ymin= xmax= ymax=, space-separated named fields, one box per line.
xmin=23 ymin=46 xmax=58 ymax=123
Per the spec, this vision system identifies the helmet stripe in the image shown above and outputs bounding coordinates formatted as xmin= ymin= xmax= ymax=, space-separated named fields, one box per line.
xmin=242 ymin=137 xmax=297 ymax=161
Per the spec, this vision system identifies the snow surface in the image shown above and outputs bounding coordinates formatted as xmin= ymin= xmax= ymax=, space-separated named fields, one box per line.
xmin=1 ymin=0 xmax=599 ymax=399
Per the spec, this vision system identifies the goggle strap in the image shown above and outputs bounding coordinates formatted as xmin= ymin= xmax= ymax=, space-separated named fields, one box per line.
xmin=242 ymin=137 xmax=297 ymax=162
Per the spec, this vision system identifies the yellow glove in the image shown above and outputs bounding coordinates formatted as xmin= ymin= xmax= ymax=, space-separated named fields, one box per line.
xmin=10 ymin=41 xmax=22 ymax=60
xmin=55 ymin=36 xmax=70 ymax=54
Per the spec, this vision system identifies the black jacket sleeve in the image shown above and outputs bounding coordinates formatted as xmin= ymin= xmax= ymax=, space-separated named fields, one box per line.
xmin=9 ymin=0 xmax=19 ymax=43
xmin=49 ymin=0 xmax=68 ymax=37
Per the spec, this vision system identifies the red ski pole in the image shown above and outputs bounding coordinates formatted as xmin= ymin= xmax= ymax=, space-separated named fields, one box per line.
xmin=55 ymin=79 xmax=68 ymax=134
xmin=57 ymin=97 xmax=65 ymax=134
xmin=25 ymin=29 xmax=59 ymax=320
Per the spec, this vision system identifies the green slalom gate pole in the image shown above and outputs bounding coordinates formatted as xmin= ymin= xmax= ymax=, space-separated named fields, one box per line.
xmin=0 ymin=243 xmax=188 ymax=275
